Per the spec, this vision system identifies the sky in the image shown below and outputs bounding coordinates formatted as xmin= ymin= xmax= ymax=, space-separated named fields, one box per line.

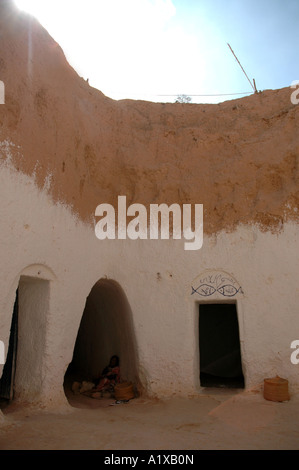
xmin=14 ymin=0 xmax=299 ymax=104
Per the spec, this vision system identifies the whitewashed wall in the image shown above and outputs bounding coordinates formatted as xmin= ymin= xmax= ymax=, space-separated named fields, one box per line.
xmin=0 ymin=158 xmax=298 ymax=422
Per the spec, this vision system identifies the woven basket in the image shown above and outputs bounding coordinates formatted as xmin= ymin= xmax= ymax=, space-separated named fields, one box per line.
xmin=263 ymin=376 xmax=290 ymax=402
xmin=114 ymin=382 xmax=135 ymax=401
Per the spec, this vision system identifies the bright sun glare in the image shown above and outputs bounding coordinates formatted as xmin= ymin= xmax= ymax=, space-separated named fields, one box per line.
xmin=14 ymin=0 xmax=285 ymax=103
xmin=13 ymin=0 xmax=223 ymax=102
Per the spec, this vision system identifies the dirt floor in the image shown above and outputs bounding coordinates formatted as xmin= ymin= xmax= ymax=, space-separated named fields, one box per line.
xmin=0 ymin=384 xmax=298 ymax=451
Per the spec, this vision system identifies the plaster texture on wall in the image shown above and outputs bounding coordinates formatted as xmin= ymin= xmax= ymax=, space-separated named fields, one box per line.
xmin=0 ymin=163 xmax=298 ymax=420
xmin=122 ymin=226 xmax=299 ymax=398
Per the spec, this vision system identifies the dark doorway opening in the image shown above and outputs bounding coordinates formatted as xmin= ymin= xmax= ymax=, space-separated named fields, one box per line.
xmin=199 ymin=303 xmax=244 ymax=388
xmin=0 ymin=290 xmax=18 ymax=409
xmin=64 ymin=278 xmax=140 ymax=405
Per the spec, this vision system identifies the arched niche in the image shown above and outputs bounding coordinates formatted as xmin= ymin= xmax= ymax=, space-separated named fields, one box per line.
xmin=64 ymin=278 xmax=140 ymax=402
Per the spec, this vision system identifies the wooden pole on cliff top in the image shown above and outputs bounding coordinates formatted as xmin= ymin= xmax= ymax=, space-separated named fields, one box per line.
xmin=227 ymin=43 xmax=258 ymax=93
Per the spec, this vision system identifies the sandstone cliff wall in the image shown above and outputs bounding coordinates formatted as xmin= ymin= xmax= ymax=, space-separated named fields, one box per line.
xmin=0 ymin=1 xmax=298 ymax=236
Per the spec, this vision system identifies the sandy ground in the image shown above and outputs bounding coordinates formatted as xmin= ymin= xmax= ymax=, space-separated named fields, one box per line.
xmin=0 ymin=385 xmax=298 ymax=451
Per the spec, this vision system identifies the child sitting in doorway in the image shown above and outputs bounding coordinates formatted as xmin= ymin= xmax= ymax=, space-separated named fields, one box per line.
xmin=92 ymin=355 xmax=120 ymax=397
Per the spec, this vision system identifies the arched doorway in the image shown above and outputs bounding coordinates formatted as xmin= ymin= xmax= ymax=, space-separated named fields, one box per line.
xmin=64 ymin=278 xmax=140 ymax=402
xmin=0 ymin=273 xmax=50 ymax=408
